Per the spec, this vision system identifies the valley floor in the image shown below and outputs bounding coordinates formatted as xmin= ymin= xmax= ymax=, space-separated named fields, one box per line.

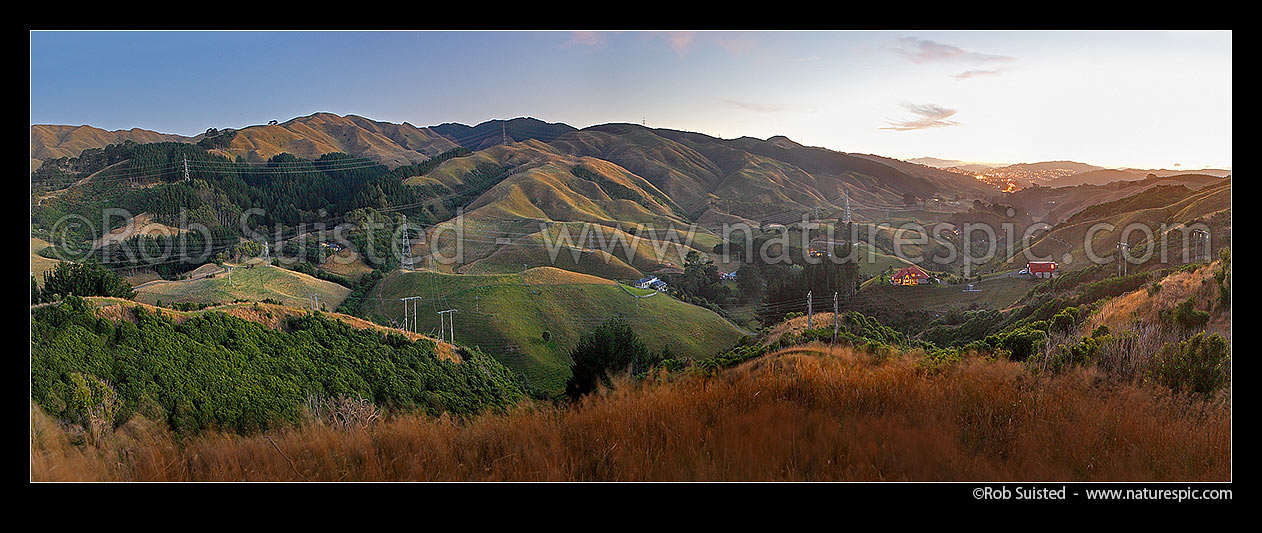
xmin=30 ymin=344 xmax=1229 ymax=482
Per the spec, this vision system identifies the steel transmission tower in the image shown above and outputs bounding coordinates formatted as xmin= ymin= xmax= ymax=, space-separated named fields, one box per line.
xmin=400 ymin=214 xmax=414 ymax=271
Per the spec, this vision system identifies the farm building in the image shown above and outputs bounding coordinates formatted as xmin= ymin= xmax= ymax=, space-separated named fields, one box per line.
xmin=1026 ymin=261 xmax=1060 ymax=279
xmin=889 ymin=265 xmax=933 ymax=286
xmin=634 ymin=276 xmax=660 ymax=289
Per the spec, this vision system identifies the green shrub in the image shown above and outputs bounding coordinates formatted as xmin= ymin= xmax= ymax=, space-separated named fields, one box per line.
xmin=1050 ymin=306 xmax=1083 ymax=333
xmin=1162 ymin=297 xmax=1209 ymax=332
xmin=1151 ymin=332 xmax=1230 ymax=396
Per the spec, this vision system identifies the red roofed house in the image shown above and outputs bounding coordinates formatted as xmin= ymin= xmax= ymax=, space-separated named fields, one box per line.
xmin=890 ymin=265 xmax=933 ymax=286
xmin=1026 ymin=261 xmax=1060 ymax=279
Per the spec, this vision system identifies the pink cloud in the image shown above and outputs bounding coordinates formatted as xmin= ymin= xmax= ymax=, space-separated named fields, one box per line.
xmin=665 ymin=31 xmax=696 ymax=56
xmin=892 ymin=37 xmax=1014 ymax=64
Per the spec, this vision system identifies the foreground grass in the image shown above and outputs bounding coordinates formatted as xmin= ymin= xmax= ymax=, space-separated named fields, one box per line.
xmin=31 ymin=344 xmax=1229 ymax=481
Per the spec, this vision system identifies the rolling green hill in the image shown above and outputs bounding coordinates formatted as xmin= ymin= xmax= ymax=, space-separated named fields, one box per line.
xmin=133 ymin=263 xmax=351 ymax=309
xmin=30 ymin=237 xmax=62 ymax=286
xmin=360 ymin=267 xmax=746 ymax=394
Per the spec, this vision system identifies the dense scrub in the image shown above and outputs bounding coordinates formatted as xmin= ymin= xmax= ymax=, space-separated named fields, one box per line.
xmin=30 ymin=297 xmax=525 ymax=437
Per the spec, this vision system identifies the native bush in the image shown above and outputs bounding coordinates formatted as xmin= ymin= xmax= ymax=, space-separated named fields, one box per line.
xmin=1151 ymin=332 xmax=1230 ymax=397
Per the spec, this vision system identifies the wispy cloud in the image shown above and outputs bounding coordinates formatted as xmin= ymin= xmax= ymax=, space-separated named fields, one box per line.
xmin=788 ymin=56 xmax=822 ymax=63
xmin=881 ymin=103 xmax=961 ymax=131
xmin=718 ymin=98 xmax=785 ymax=113
xmin=713 ymin=33 xmax=757 ymax=55
xmin=953 ymin=68 xmax=1008 ymax=80
xmin=656 ymin=31 xmax=696 ymax=57
xmin=892 ymin=37 xmax=1014 ymax=64
xmin=564 ymin=31 xmax=614 ymax=48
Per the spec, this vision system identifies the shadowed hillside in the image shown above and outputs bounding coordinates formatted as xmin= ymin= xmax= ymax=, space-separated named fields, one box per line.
xmin=431 ymin=117 xmax=577 ymax=151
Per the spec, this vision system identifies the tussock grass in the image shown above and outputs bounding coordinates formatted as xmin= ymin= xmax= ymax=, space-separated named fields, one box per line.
xmin=31 ymin=344 xmax=1229 ymax=481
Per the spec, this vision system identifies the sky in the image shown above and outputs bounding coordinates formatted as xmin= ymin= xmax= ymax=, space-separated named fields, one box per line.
xmin=30 ymin=30 xmax=1232 ymax=170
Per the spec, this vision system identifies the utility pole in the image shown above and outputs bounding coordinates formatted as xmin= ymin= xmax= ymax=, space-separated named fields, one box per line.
xmin=262 ymin=241 xmax=270 ymax=264
xmin=183 ymin=156 xmax=190 ymax=182
xmin=501 ymin=122 xmax=509 ymax=145
xmin=1203 ymin=231 xmax=1211 ymax=262
xmin=400 ymin=214 xmax=413 ymax=271
xmin=1117 ymin=241 xmax=1130 ymax=276
xmin=843 ymin=192 xmax=852 ymax=224
xmin=832 ymin=292 xmax=838 ymax=345
xmin=807 ymin=290 xmax=813 ymax=329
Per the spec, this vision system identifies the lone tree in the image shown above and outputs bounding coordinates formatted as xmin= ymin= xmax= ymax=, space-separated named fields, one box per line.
xmin=565 ymin=317 xmax=657 ymax=401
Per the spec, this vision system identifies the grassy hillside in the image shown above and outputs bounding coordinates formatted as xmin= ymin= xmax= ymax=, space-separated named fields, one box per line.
xmin=856 ymin=274 xmax=1033 ymax=313
xmin=410 ymin=142 xmax=715 ymax=275
xmin=219 ymin=112 xmax=459 ymax=166
xmin=30 ymin=124 xmax=191 ymax=168
xmin=133 ymin=263 xmax=351 ymax=309
xmin=1011 ymin=179 xmax=1231 ymax=271
xmin=1007 ymin=174 xmax=1227 ymax=222
xmin=360 ymin=267 xmax=745 ymax=394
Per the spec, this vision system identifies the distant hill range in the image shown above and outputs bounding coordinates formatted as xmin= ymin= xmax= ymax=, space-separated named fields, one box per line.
xmin=430 ymin=117 xmax=578 ymax=151
xmin=1044 ymin=167 xmax=1231 ymax=188
xmin=907 ymin=157 xmax=998 ymax=173
xmin=30 ymin=124 xmax=191 ymax=169
xmin=911 ymin=156 xmax=1230 ymax=188
xmin=203 ymin=112 xmax=459 ymax=166
xmin=32 ymin=113 xmax=1001 ymax=223
xmin=31 ymin=113 xmax=460 ymax=169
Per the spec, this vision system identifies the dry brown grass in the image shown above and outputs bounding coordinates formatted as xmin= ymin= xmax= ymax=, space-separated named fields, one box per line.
xmin=1086 ymin=261 xmax=1229 ymax=339
xmin=32 ymin=343 xmax=1229 ymax=482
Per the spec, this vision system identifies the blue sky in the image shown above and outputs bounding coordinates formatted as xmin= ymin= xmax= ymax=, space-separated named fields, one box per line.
xmin=30 ymin=30 xmax=1232 ymax=169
